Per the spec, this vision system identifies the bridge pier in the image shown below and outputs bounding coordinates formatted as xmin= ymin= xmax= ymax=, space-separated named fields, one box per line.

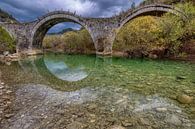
xmin=90 ymin=27 xmax=117 ymax=56
xmin=94 ymin=37 xmax=114 ymax=56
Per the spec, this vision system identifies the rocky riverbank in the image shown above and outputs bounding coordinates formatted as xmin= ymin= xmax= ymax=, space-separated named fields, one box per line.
xmin=1 ymin=84 xmax=194 ymax=129
xmin=0 ymin=52 xmax=20 ymax=63
xmin=0 ymin=79 xmax=14 ymax=127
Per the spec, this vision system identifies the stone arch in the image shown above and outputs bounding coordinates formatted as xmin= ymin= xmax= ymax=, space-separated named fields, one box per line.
xmin=119 ymin=4 xmax=187 ymax=30
xmin=29 ymin=11 xmax=93 ymax=50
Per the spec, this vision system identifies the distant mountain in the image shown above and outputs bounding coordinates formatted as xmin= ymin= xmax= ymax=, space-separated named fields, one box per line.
xmin=0 ymin=8 xmax=18 ymax=23
xmin=47 ymin=28 xmax=76 ymax=35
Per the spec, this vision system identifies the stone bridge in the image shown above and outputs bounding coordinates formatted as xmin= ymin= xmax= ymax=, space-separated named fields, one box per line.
xmin=0 ymin=4 xmax=187 ymax=55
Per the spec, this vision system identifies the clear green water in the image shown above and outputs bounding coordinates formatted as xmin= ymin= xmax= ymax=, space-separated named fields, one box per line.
xmin=0 ymin=53 xmax=195 ymax=128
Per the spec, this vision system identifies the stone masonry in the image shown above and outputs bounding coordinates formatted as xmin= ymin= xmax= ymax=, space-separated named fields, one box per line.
xmin=0 ymin=4 xmax=187 ymax=55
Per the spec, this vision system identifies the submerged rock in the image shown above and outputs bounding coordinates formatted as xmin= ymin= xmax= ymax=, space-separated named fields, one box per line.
xmin=156 ymin=107 xmax=167 ymax=112
xmin=3 ymin=51 xmax=9 ymax=56
xmin=121 ymin=120 xmax=133 ymax=127
xmin=177 ymin=94 xmax=193 ymax=104
xmin=176 ymin=76 xmax=187 ymax=80
xmin=166 ymin=114 xmax=182 ymax=126
xmin=107 ymin=125 xmax=126 ymax=129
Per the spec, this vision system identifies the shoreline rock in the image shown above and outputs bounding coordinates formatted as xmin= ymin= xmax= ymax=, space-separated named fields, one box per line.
xmin=0 ymin=79 xmax=14 ymax=125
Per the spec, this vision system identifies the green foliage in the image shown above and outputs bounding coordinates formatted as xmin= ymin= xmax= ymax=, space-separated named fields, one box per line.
xmin=158 ymin=2 xmax=195 ymax=54
xmin=0 ymin=26 xmax=15 ymax=53
xmin=114 ymin=16 xmax=164 ymax=54
xmin=114 ymin=2 xmax=195 ymax=56
xmin=43 ymin=29 xmax=95 ymax=53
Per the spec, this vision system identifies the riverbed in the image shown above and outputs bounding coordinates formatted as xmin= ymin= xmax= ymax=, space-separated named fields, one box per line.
xmin=0 ymin=53 xmax=194 ymax=129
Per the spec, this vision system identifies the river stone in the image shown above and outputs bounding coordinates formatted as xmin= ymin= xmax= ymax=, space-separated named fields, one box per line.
xmin=139 ymin=118 xmax=150 ymax=126
xmin=176 ymin=76 xmax=187 ymax=80
xmin=177 ymin=94 xmax=193 ymax=104
xmin=156 ymin=107 xmax=167 ymax=112
xmin=190 ymin=107 xmax=195 ymax=113
xmin=167 ymin=115 xmax=182 ymax=126
xmin=121 ymin=120 xmax=133 ymax=127
xmin=3 ymin=51 xmax=9 ymax=56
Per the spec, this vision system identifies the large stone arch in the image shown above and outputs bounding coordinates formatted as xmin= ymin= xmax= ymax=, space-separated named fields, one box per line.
xmin=118 ymin=4 xmax=187 ymax=30
xmin=29 ymin=11 xmax=93 ymax=50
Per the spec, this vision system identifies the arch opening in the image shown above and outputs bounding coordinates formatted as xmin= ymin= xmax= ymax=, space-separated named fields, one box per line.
xmin=112 ymin=5 xmax=187 ymax=58
xmin=31 ymin=16 xmax=95 ymax=54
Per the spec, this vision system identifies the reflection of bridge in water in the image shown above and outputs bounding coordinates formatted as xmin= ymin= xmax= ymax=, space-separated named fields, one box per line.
xmin=0 ymin=3 xmax=187 ymax=55
xmin=18 ymin=54 xmax=113 ymax=91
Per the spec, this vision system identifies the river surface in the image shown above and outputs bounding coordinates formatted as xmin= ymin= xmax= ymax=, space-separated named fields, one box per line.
xmin=0 ymin=53 xmax=195 ymax=129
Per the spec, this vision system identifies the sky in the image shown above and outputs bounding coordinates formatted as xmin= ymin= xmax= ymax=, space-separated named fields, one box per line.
xmin=0 ymin=0 xmax=143 ymax=33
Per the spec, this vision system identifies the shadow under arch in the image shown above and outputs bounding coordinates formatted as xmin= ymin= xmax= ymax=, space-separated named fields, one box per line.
xmin=29 ymin=11 xmax=94 ymax=50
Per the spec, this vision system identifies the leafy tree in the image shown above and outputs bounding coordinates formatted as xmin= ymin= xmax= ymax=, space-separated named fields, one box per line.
xmin=0 ymin=26 xmax=15 ymax=53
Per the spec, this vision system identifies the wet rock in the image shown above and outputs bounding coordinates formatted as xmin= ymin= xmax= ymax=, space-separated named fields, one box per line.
xmin=149 ymin=54 xmax=158 ymax=59
xmin=190 ymin=107 xmax=195 ymax=113
xmin=176 ymin=76 xmax=187 ymax=80
xmin=90 ymin=119 xmax=96 ymax=123
xmin=156 ymin=107 xmax=167 ymax=112
xmin=5 ymin=114 xmax=14 ymax=119
xmin=121 ymin=120 xmax=133 ymax=127
xmin=167 ymin=115 xmax=182 ymax=126
xmin=3 ymin=51 xmax=9 ymax=56
xmin=107 ymin=125 xmax=126 ymax=129
xmin=88 ymin=104 xmax=97 ymax=110
xmin=139 ymin=118 xmax=150 ymax=126
xmin=177 ymin=94 xmax=193 ymax=104
xmin=56 ymin=109 xmax=65 ymax=115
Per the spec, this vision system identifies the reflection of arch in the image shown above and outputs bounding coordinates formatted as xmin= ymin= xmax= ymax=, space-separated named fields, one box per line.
xmin=119 ymin=4 xmax=187 ymax=29
xmin=29 ymin=11 xmax=93 ymax=49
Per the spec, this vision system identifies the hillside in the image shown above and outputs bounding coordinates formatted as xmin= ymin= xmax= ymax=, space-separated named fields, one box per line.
xmin=47 ymin=28 xmax=75 ymax=35
xmin=0 ymin=9 xmax=18 ymax=23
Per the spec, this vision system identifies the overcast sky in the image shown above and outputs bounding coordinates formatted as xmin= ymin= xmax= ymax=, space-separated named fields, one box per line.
xmin=0 ymin=0 xmax=143 ymax=33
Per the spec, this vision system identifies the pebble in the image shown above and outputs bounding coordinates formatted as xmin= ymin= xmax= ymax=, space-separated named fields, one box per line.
xmin=176 ymin=76 xmax=186 ymax=80
xmin=177 ymin=94 xmax=193 ymax=104
xmin=156 ymin=107 xmax=167 ymax=112
xmin=90 ymin=119 xmax=96 ymax=123
xmin=122 ymin=120 xmax=133 ymax=127
xmin=139 ymin=118 xmax=150 ymax=126
xmin=167 ymin=115 xmax=182 ymax=126
xmin=5 ymin=114 xmax=14 ymax=118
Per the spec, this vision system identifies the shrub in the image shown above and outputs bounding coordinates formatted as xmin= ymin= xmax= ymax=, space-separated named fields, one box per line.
xmin=43 ymin=29 xmax=95 ymax=53
xmin=0 ymin=26 xmax=15 ymax=53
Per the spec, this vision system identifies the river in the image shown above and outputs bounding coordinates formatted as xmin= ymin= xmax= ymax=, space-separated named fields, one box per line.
xmin=0 ymin=53 xmax=194 ymax=129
